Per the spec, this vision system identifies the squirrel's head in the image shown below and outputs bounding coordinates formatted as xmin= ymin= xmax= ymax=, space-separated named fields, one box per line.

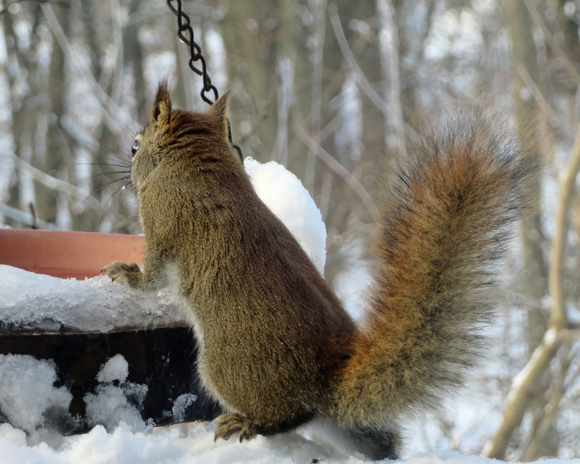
xmin=130 ymin=81 xmax=238 ymax=190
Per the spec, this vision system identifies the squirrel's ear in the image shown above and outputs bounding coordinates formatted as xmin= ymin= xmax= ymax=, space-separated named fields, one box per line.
xmin=207 ymin=91 xmax=230 ymax=131
xmin=151 ymin=80 xmax=172 ymax=125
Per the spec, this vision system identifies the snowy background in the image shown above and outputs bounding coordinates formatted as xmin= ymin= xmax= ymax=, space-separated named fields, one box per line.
xmin=1 ymin=0 xmax=580 ymax=461
xmin=1 ymin=159 xmax=578 ymax=463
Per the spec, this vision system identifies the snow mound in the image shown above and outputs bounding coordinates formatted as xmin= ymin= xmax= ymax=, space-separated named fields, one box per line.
xmin=96 ymin=354 xmax=129 ymax=383
xmin=245 ymin=157 xmax=327 ymax=275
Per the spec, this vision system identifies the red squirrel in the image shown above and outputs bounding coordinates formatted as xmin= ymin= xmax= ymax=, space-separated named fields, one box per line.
xmin=104 ymin=83 xmax=538 ymax=459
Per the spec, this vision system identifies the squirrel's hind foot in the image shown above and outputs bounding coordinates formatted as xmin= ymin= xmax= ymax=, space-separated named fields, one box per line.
xmin=214 ymin=413 xmax=259 ymax=443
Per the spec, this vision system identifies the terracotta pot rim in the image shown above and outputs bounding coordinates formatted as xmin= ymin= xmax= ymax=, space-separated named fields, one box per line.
xmin=0 ymin=228 xmax=144 ymax=280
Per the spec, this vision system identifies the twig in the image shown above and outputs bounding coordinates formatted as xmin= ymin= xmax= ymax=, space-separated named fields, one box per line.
xmin=548 ymin=121 xmax=580 ymax=330
xmin=557 ymin=329 xmax=580 ymax=341
xmin=13 ymin=156 xmax=102 ymax=209
xmin=519 ymin=344 xmax=569 ymax=461
xmin=41 ymin=3 xmax=137 ymax=138
xmin=293 ymin=120 xmax=380 ymax=224
xmin=110 ymin=0 xmax=125 ymax=108
xmin=516 ymin=63 xmax=565 ymax=131
xmin=29 ymin=202 xmax=37 ymax=229
xmin=0 ymin=203 xmax=50 ymax=228
xmin=329 ymin=7 xmax=421 ymax=143
xmin=482 ymin=328 xmax=561 ymax=458
xmin=304 ymin=0 xmax=326 ymax=193
xmin=328 ymin=5 xmax=389 ymax=117
xmin=522 ymin=0 xmax=580 ymax=83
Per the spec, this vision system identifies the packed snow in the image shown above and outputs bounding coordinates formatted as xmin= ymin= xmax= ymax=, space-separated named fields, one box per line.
xmin=0 ymin=266 xmax=187 ymax=333
xmin=1 ymin=159 xmax=579 ymax=463
xmin=244 ymin=157 xmax=327 ymax=274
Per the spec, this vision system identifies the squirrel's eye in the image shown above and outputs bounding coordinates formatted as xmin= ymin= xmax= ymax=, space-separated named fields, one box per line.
xmin=131 ymin=140 xmax=140 ymax=156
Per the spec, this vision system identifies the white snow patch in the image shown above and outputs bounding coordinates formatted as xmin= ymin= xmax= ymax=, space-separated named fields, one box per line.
xmin=0 ymin=421 xmax=578 ymax=464
xmin=96 ymin=354 xmax=129 ymax=384
xmin=244 ymin=157 xmax=327 ymax=275
xmin=171 ymin=394 xmax=198 ymax=424
xmin=0 ymin=354 xmax=73 ymax=445
xmin=85 ymin=355 xmax=150 ymax=433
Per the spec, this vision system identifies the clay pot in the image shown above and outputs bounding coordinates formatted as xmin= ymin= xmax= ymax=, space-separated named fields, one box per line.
xmin=0 ymin=229 xmax=143 ymax=279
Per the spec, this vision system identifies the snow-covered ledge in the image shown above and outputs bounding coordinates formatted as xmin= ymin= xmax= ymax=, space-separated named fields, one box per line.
xmin=0 ymin=266 xmax=189 ymax=334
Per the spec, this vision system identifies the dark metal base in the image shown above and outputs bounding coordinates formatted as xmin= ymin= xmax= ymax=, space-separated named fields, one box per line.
xmin=0 ymin=327 xmax=221 ymax=434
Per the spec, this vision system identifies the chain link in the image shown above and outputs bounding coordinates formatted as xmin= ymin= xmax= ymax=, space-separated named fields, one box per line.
xmin=167 ymin=0 xmax=218 ymax=105
xmin=167 ymin=0 xmax=243 ymax=161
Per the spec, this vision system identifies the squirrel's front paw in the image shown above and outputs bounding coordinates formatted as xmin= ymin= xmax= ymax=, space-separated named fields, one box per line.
xmin=102 ymin=261 xmax=142 ymax=288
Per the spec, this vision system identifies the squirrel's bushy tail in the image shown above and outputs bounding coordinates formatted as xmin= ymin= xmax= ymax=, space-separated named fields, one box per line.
xmin=333 ymin=112 xmax=539 ymax=429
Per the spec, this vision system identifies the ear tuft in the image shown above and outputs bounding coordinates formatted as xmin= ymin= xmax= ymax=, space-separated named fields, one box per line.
xmin=151 ymin=80 xmax=172 ymax=125
xmin=207 ymin=90 xmax=230 ymax=124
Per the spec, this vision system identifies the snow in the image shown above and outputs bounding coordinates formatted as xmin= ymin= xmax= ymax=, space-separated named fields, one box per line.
xmin=0 ymin=265 xmax=188 ymax=334
xmin=83 ymin=355 xmax=152 ymax=434
xmin=84 ymin=380 xmax=150 ymax=434
xmin=1 ymin=421 xmax=579 ymax=464
xmin=171 ymin=394 xmax=198 ymax=424
xmin=96 ymin=354 xmax=129 ymax=384
xmin=244 ymin=157 xmax=327 ymax=274
xmin=0 ymin=355 xmax=73 ymax=446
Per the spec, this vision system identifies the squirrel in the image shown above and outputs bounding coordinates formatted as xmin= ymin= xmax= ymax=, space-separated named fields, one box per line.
xmin=103 ymin=82 xmax=538 ymax=460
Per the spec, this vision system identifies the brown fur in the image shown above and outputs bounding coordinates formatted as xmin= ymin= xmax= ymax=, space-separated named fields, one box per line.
xmin=332 ymin=115 xmax=539 ymax=430
xmin=104 ymin=84 xmax=538 ymax=460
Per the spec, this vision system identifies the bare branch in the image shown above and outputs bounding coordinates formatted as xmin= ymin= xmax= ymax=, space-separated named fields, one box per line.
xmin=484 ymin=120 xmax=580 ymax=458
xmin=557 ymin=330 xmax=580 ymax=341
xmin=14 ymin=156 xmax=102 ymax=210
xmin=377 ymin=0 xmax=406 ymax=158
xmin=482 ymin=328 xmax=561 ymax=458
xmin=0 ymin=203 xmax=50 ymax=228
xmin=548 ymin=121 xmax=580 ymax=330
xmin=304 ymin=0 xmax=326 ymax=193
xmin=519 ymin=345 xmax=568 ymax=461
xmin=328 ymin=5 xmax=388 ymax=117
xmin=515 ymin=63 xmax=565 ymax=131
xmin=522 ymin=0 xmax=580 ymax=83
xmin=41 ymin=3 xmax=137 ymax=138
xmin=110 ymin=0 xmax=125 ymax=108
xmin=293 ymin=120 xmax=380 ymax=224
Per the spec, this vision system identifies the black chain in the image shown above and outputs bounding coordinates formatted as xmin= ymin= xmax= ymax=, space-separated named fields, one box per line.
xmin=167 ymin=0 xmax=243 ymax=161
xmin=167 ymin=0 xmax=218 ymax=105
